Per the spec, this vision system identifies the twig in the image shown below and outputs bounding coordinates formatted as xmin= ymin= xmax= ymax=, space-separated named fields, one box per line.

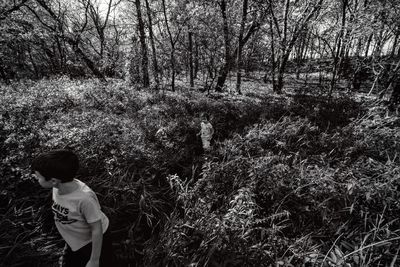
xmin=321 ymin=233 xmax=343 ymax=267
xmin=390 ymin=244 xmax=400 ymax=267
xmin=343 ymin=236 xmax=400 ymax=259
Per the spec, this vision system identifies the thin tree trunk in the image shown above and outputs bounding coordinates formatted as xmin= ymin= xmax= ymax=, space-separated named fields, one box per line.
xmin=215 ymin=0 xmax=230 ymax=92
xmin=340 ymin=0 xmax=355 ymax=61
xmin=144 ymin=0 xmax=159 ymax=89
xmin=276 ymin=54 xmax=291 ymax=94
xmin=373 ymin=22 xmax=385 ymax=58
xmin=69 ymin=40 xmax=106 ymax=81
xmin=391 ymin=32 xmax=399 ymax=57
xmin=55 ymin=36 xmax=65 ymax=72
xmin=269 ymin=18 xmax=276 ymax=91
xmin=271 ymin=0 xmax=323 ymax=93
xmin=215 ymin=0 xmax=260 ymax=92
xmin=245 ymin=39 xmax=255 ymax=76
xmin=189 ymin=31 xmax=194 ymax=87
xmin=355 ymin=38 xmax=363 ymax=57
xmin=87 ymin=0 xmax=112 ymax=58
xmin=134 ymin=0 xmax=150 ymax=87
xmin=364 ymin=33 xmax=373 ymax=57
xmin=330 ymin=0 xmax=348 ymax=94
xmin=273 ymin=0 xmax=290 ymax=94
xmin=162 ymin=0 xmax=175 ymax=91
xmin=28 ymin=45 xmax=39 ymax=78
xmin=236 ymin=0 xmax=248 ymax=95
xmin=296 ymin=29 xmax=309 ymax=79
xmin=194 ymin=36 xmax=199 ymax=79
xmin=318 ymin=36 xmax=323 ymax=84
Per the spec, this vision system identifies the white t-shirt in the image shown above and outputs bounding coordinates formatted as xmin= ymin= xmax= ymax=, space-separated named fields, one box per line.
xmin=200 ymin=121 xmax=214 ymax=139
xmin=52 ymin=179 xmax=109 ymax=251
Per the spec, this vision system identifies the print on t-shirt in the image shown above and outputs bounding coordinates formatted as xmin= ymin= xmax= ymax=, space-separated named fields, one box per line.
xmin=52 ymin=202 xmax=78 ymax=224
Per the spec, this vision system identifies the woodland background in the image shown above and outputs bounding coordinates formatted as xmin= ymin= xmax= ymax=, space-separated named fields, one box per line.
xmin=1 ymin=0 xmax=400 ymax=266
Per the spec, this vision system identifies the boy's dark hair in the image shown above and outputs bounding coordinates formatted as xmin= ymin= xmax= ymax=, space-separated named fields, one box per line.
xmin=32 ymin=149 xmax=79 ymax=182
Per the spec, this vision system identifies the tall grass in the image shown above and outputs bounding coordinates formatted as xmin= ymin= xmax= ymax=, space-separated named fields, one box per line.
xmin=1 ymin=78 xmax=399 ymax=266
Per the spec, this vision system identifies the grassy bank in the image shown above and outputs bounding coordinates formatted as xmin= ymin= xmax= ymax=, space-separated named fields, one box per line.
xmin=1 ymin=77 xmax=399 ymax=266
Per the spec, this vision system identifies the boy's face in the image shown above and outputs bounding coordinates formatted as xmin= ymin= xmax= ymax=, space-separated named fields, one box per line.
xmin=33 ymin=171 xmax=54 ymax=188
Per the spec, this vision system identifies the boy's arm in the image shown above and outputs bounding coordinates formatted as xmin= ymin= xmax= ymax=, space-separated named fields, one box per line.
xmin=86 ymin=220 xmax=103 ymax=267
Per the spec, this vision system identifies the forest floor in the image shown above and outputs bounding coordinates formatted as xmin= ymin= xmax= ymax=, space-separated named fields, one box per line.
xmin=1 ymin=76 xmax=400 ymax=266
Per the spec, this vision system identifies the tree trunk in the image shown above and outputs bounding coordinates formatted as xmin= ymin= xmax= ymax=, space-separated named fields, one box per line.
xmin=235 ymin=0 xmax=248 ymax=95
xmin=144 ymin=0 xmax=159 ymax=89
xmin=69 ymin=40 xmax=106 ymax=81
xmin=269 ymin=18 xmax=277 ymax=91
xmin=364 ymin=33 xmax=373 ymax=57
xmin=171 ymin=52 xmax=175 ymax=91
xmin=134 ymin=0 xmax=150 ymax=87
xmin=162 ymin=0 xmax=175 ymax=91
xmin=55 ymin=36 xmax=66 ymax=72
xmin=389 ymin=82 xmax=400 ymax=110
xmin=215 ymin=0 xmax=230 ymax=92
xmin=245 ymin=39 xmax=255 ymax=76
xmin=355 ymin=37 xmax=363 ymax=57
xmin=296 ymin=28 xmax=309 ymax=79
xmin=330 ymin=0 xmax=348 ymax=94
xmin=189 ymin=31 xmax=194 ymax=87
xmin=28 ymin=45 xmax=39 ymax=78
xmin=373 ymin=22 xmax=385 ymax=58
xmin=269 ymin=0 xmax=323 ymax=93
xmin=88 ymin=0 xmax=112 ymax=58
xmin=391 ymin=32 xmax=399 ymax=57
xmin=194 ymin=36 xmax=199 ymax=79
xmin=215 ymin=0 xmax=260 ymax=92
xmin=388 ymin=59 xmax=400 ymax=108
xmin=276 ymin=53 xmax=291 ymax=94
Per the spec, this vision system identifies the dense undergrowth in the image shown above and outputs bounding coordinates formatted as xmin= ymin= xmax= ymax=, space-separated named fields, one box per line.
xmin=1 ymin=77 xmax=400 ymax=266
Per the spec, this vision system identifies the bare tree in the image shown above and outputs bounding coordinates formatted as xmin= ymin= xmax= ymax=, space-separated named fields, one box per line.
xmin=215 ymin=0 xmax=260 ymax=92
xmin=33 ymin=0 xmax=107 ymax=81
xmin=161 ymin=0 xmax=187 ymax=91
xmin=268 ymin=0 xmax=324 ymax=93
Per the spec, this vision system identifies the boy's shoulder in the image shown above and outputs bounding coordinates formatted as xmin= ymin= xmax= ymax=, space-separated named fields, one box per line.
xmin=57 ymin=179 xmax=96 ymax=199
xmin=77 ymin=180 xmax=98 ymax=195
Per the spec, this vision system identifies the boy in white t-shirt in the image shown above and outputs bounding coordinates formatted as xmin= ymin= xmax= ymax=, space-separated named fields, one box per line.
xmin=199 ymin=113 xmax=214 ymax=152
xmin=32 ymin=149 xmax=114 ymax=267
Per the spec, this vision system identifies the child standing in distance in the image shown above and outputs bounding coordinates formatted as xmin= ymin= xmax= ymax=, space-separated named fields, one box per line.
xmin=32 ymin=149 xmax=114 ymax=267
xmin=199 ymin=113 xmax=214 ymax=152
xmin=155 ymin=125 xmax=174 ymax=148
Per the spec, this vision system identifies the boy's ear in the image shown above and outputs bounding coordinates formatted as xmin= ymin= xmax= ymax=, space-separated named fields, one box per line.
xmin=50 ymin=178 xmax=60 ymax=186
